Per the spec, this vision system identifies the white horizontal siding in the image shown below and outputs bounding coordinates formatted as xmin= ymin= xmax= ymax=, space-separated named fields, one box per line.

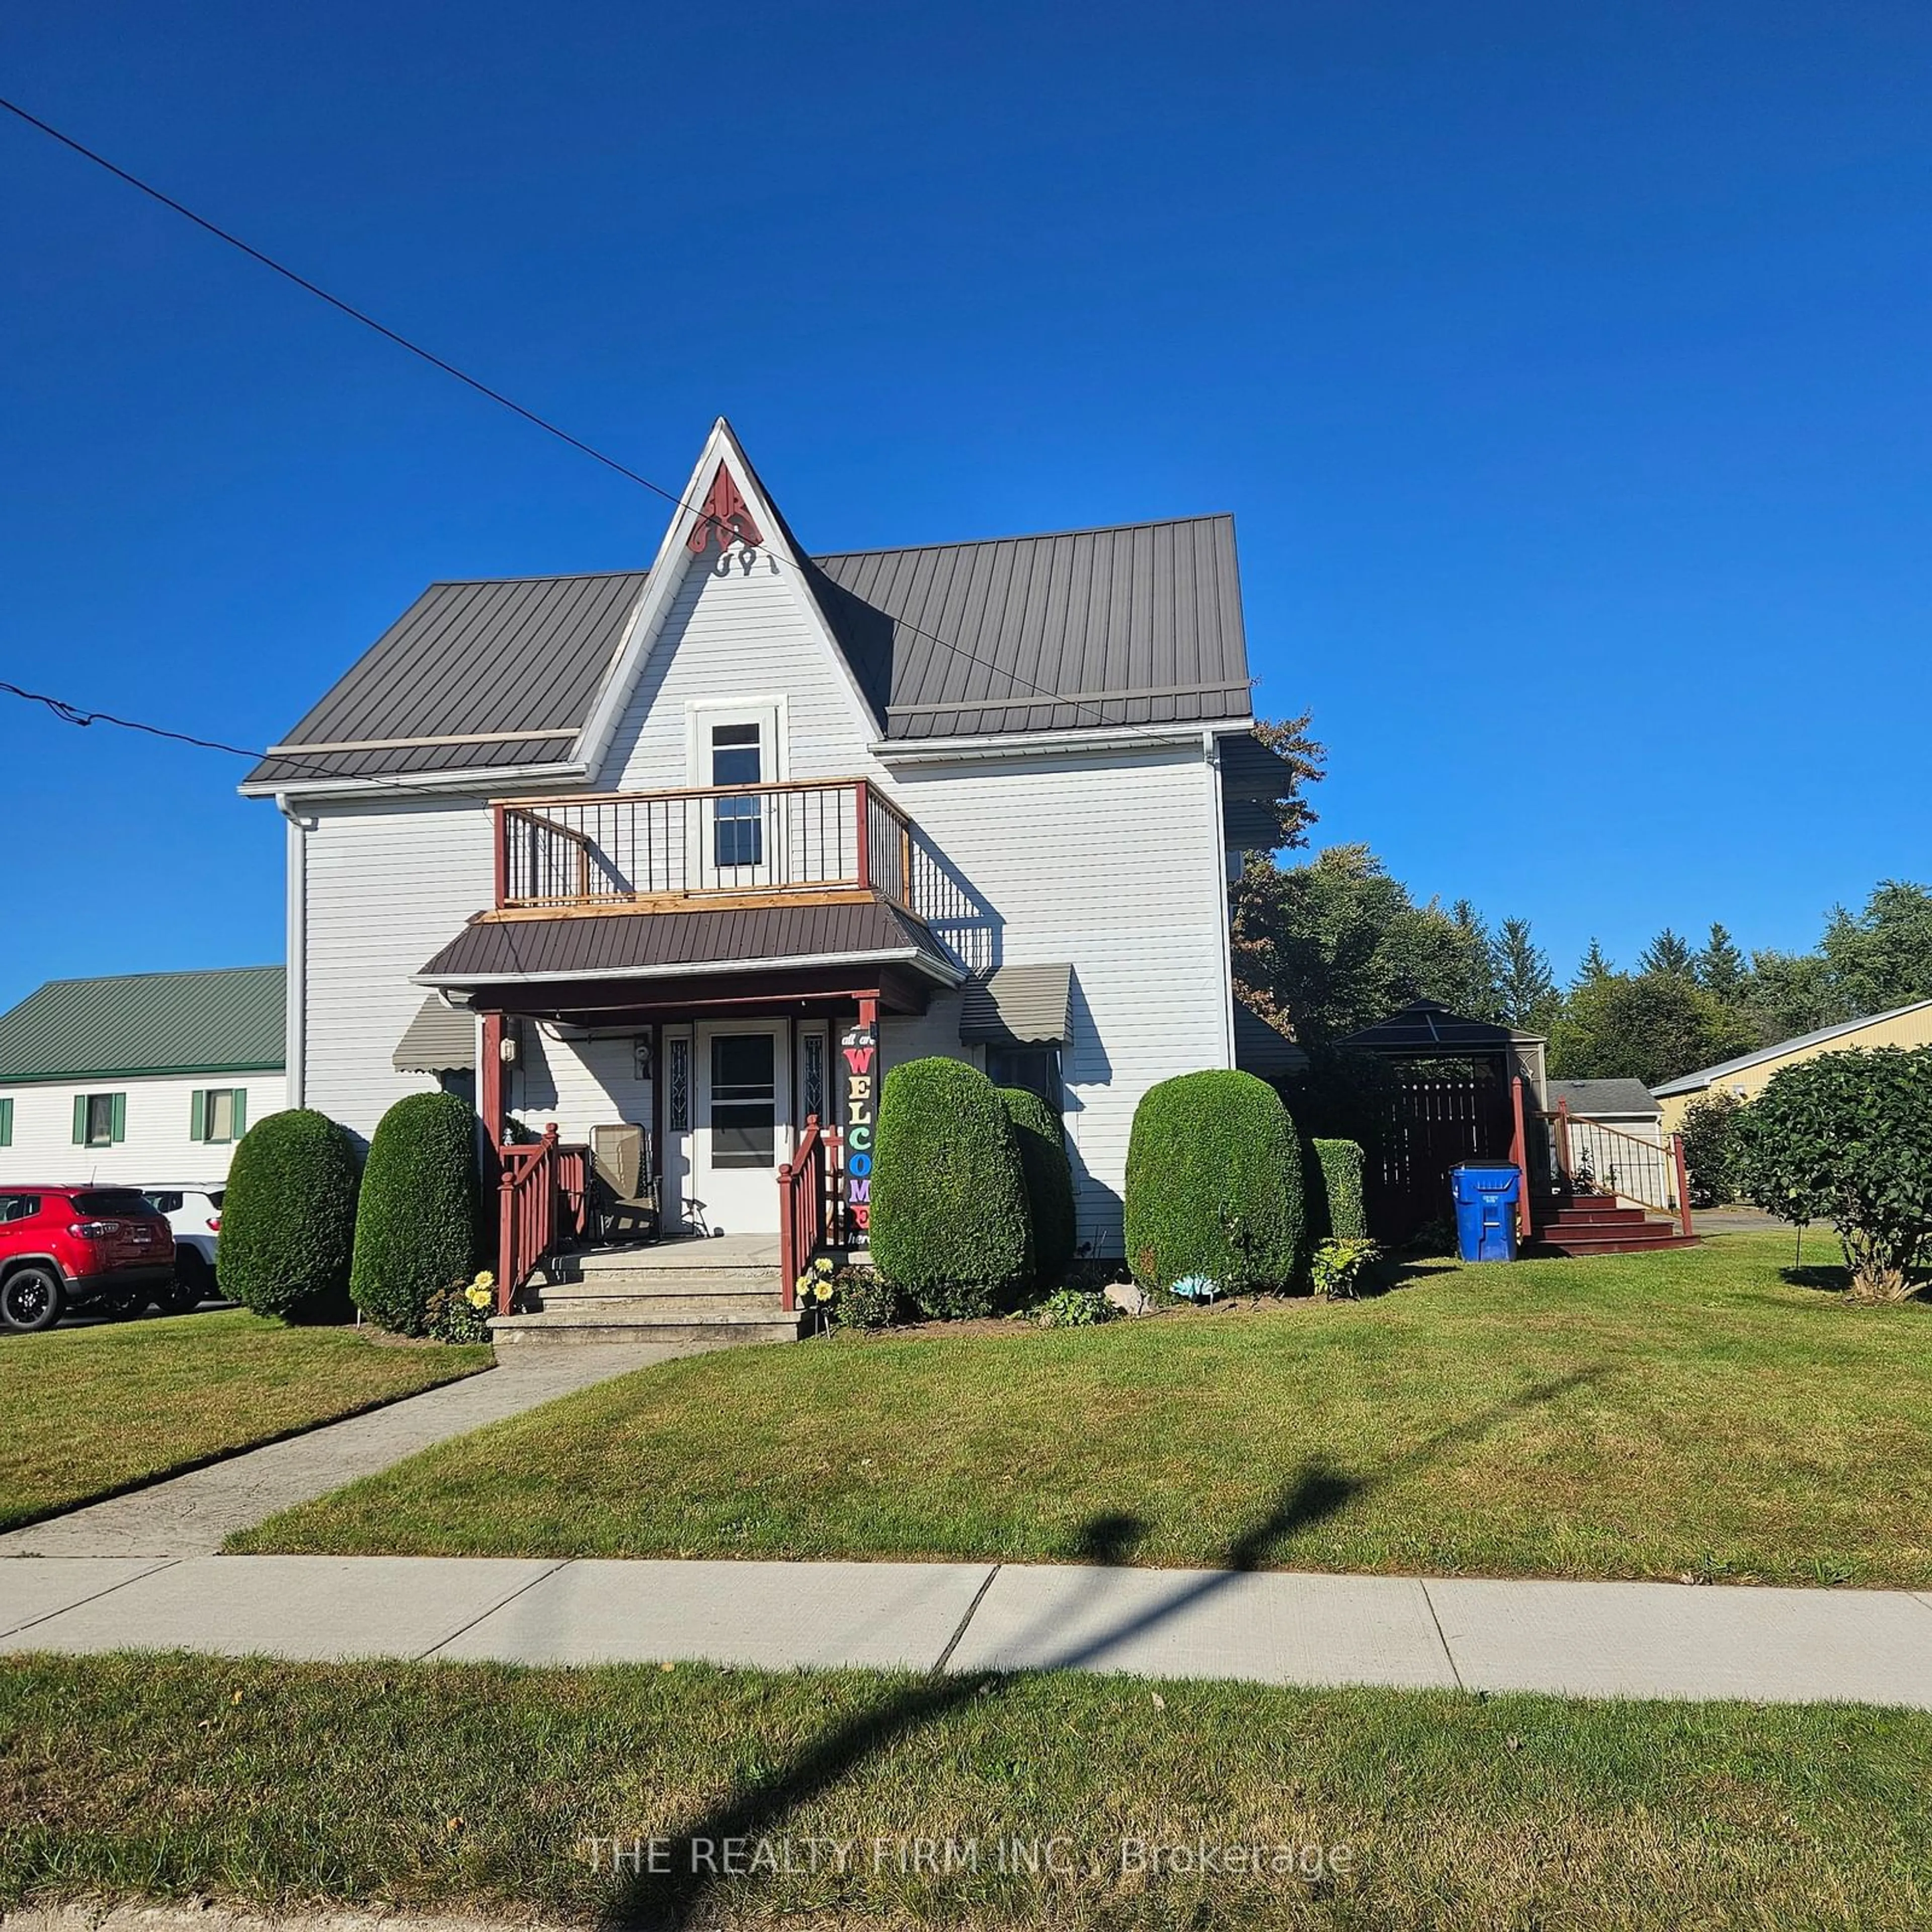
xmin=510 ymin=1031 xmax=652 ymax=1146
xmin=301 ymin=799 xmax=494 ymax=1144
xmin=0 ymin=1071 xmax=286 ymax=1188
xmin=598 ymin=551 xmax=880 ymax=790
xmin=883 ymin=745 xmax=1230 ymax=1253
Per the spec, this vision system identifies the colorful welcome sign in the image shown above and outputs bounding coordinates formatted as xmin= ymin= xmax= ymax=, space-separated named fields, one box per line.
xmin=841 ymin=1017 xmax=877 ymax=1235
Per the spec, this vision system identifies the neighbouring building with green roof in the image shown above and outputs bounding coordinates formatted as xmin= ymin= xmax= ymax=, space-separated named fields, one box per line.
xmin=0 ymin=966 xmax=286 ymax=1188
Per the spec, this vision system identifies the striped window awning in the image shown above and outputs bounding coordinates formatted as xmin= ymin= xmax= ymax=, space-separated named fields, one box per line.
xmin=958 ymin=964 xmax=1073 ymax=1045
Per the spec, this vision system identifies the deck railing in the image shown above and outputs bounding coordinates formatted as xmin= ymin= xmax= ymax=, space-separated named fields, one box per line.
xmin=1541 ymin=1099 xmax=1694 ymax=1237
xmin=496 ymin=1124 xmax=589 ymax=1314
xmin=494 ymin=779 xmax=917 ymax=913
xmin=777 ymin=1113 xmax=841 ymax=1311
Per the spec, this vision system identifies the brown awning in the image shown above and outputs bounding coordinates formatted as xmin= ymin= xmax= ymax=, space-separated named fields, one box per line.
xmin=417 ymin=897 xmax=961 ymax=990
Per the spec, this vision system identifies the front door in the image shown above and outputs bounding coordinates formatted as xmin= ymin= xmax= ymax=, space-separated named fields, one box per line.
xmin=691 ymin=1021 xmax=790 ymax=1235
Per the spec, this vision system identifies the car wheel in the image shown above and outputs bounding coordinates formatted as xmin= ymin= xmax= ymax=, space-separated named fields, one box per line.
xmin=161 ymin=1253 xmax=210 ymax=1315
xmin=1 ymin=1265 xmax=64 ymax=1334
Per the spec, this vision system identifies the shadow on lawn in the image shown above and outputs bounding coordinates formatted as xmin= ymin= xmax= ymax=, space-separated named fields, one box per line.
xmin=605 ymin=1365 xmax=1606 ymax=1927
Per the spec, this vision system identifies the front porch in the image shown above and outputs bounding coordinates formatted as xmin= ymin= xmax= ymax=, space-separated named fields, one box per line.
xmin=414 ymin=775 xmax=967 ymax=1334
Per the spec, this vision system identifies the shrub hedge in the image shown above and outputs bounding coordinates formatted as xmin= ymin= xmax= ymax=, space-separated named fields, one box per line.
xmin=219 ymin=1109 xmax=361 ymax=1323
xmin=1310 ymin=1137 xmax=1368 ymax=1242
xmin=870 ymin=1057 xmax=1032 ymax=1319
xmin=1124 ymin=1070 xmax=1304 ymax=1293
xmin=350 ymin=1091 xmax=484 ymax=1336
xmin=998 ymin=1085 xmax=1078 ymax=1285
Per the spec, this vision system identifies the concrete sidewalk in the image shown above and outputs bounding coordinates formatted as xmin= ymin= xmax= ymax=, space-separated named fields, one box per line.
xmin=7 ymin=1553 xmax=1932 ymax=1707
xmin=0 ymin=1345 xmax=675 ymax=1559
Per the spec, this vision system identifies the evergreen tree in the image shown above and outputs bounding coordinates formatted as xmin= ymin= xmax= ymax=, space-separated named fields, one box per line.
xmin=1491 ymin=917 xmax=1561 ymax=1031
xmin=1638 ymin=927 xmax=1696 ymax=978
xmin=1695 ymin=922 xmax=1749 ymax=1004
xmin=1572 ymin=938 xmax=1613 ymax=989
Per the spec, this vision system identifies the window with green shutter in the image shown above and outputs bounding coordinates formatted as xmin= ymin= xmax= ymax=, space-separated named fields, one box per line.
xmin=191 ymin=1087 xmax=248 ymax=1144
xmin=0 ymin=1097 xmax=12 ymax=1148
xmin=77 ymin=1093 xmax=122 ymax=1147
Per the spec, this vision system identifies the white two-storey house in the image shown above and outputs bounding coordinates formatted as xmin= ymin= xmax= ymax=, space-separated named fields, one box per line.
xmin=245 ymin=421 xmax=1298 ymax=1277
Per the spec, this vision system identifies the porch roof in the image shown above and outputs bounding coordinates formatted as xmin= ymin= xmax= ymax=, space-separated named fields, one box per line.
xmin=415 ymin=897 xmax=963 ymax=990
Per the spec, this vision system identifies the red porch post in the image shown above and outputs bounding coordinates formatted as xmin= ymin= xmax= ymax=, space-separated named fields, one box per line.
xmin=479 ymin=1010 xmax=509 ymax=1314
xmin=1508 ymin=1074 xmax=1531 ymax=1241
xmin=1671 ymin=1131 xmax=1694 ymax=1239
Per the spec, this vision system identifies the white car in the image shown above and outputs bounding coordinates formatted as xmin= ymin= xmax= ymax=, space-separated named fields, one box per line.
xmin=141 ymin=1187 xmax=225 ymax=1307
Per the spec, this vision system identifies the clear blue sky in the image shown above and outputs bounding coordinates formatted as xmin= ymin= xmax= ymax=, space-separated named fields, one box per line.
xmin=3 ymin=1 xmax=1927 ymax=1013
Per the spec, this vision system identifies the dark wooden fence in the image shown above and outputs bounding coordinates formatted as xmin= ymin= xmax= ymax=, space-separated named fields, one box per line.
xmin=1363 ymin=1074 xmax=1514 ymax=1241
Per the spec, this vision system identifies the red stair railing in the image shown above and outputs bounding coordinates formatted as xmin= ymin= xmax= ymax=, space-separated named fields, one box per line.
xmin=495 ymin=1124 xmax=589 ymax=1316
xmin=778 ymin=1114 xmax=841 ymax=1311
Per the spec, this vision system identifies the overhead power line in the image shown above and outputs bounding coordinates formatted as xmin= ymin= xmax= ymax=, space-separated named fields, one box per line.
xmin=1 ymin=93 xmax=1257 ymax=764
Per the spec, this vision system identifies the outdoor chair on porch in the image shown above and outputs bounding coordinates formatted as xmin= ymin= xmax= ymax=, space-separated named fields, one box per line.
xmin=588 ymin=1123 xmax=660 ymax=1244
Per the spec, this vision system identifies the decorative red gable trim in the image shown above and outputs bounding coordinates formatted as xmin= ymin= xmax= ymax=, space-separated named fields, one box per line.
xmin=686 ymin=463 xmax=765 ymax=554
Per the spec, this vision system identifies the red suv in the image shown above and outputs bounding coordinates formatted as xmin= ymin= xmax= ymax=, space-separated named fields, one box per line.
xmin=0 ymin=1188 xmax=178 ymax=1334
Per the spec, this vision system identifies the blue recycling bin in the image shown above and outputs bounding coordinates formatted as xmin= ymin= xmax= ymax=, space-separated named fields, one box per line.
xmin=1451 ymin=1162 xmax=1521 ymax=1262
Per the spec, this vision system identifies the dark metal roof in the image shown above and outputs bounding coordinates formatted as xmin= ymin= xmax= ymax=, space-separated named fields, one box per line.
xmin=244 ymin=573 xmax=648 ymax=786
xmin=817 ymin=516 xmax=1252 ymax=740
xmin=1547 ymin=1078 xmax=1660 ymax=1118
xmin=0 ymin=966 xmax=285 ymax=1083
xmin=1339 ymin=1000 xmax=1546 ymax=1055
xmin=959 ymin=964 xmax=1074 ymax=1044
xmin=392 ymin=996 xmax=476 ymax=1072
xmin=417 ymin=899 xmax=960 ymax=986
xmin=249 ymin=512 xmax=1255 ymax=787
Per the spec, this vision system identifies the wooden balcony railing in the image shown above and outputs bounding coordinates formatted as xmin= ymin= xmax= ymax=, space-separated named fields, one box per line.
xmin=493 ymin=779 xmax=918 ymax=913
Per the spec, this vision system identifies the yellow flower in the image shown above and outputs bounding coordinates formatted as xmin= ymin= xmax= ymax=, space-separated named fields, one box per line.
xmin=472 ymin=1270 xmax=495 ymax=1291
xmin=814 ymin=1257 xmax=834 ymax=1274
xmin=465 ymin=1285 xmax=493 ymax=1309
xmin=813 ymin=1280 xmax=833 ymax=1303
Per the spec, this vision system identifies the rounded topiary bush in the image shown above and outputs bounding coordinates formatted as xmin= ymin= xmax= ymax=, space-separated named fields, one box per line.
xmin=1124 ymin=1070 xmax=1305 ymax=1293
xmin=998 ymin=1086 xmax=1077 ymax=1286
xmin=219 ymin=1108 xmax=362 ymax=1323
xmin=870 ymin=1057 xmax=1031 ymax=1319
xmin=349 ymin=1090 xmax=485 ymax=1336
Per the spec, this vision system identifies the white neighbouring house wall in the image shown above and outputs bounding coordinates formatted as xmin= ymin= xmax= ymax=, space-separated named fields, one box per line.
xmin=0 ymin=1070 xmax=287 ymax=1189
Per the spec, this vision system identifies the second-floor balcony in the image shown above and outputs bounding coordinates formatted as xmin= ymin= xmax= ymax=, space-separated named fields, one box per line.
xmin=493 ymin=779 xmax=920 ymax=915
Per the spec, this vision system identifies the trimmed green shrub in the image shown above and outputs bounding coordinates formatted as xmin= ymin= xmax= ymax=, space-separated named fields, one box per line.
xmin=1680 ymin=1090 xmax=1745 ymax=1207
xmin=998 ymin=1086 xmax=1078 ymax=1285
xmin=871 ymin=1057 xmax=1032 ymax=1319
xmin=1310 ymin=1137 xmax=1368 ymax=1242
xmin=219 ymin=1109 xmax=361 ymax=1323
xmin=350 ymin=1091 xmax=484 ymax=1336
xmin=1124 ymin=1070 xmax=1305 ymax=1294
xmin=1735 ymin=1046 xmax=1932 ymax=1303
xmin=830 ymin=1266 xmax=901 ymax=1331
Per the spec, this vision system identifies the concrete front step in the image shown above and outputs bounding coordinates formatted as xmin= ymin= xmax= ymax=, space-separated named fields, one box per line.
xmin=491 ymin=1309 xmax=801 ymax=1350
xmin=533 ymin=1290 xmax=784 ymax=1319
xmin=542 ymin=1271 xmax=779 ymax=1302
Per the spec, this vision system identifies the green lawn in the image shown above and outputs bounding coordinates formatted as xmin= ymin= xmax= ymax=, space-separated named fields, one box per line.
xmin=235 ymin=1231 xmax=1932 ymax=1586
xmin=0 ymin=1310 xmax=491 ymax=1531
xmin=3 ymin=1653 xmax=1928 ymax=1929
